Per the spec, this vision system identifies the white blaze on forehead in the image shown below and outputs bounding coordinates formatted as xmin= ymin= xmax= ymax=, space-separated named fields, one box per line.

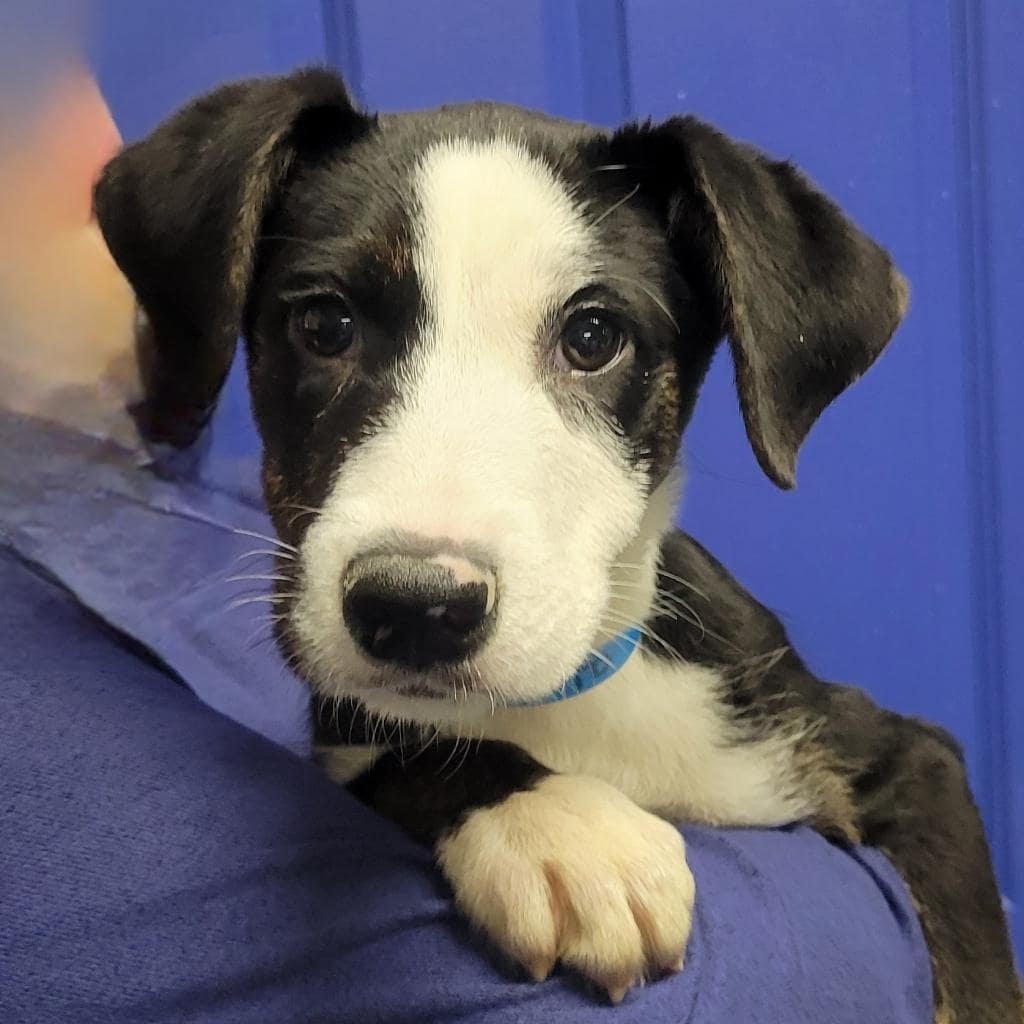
xmin=412 ymin=136 xmax=595 ymax=360
xmin=351 ymin=133 xmax=627 ymax=548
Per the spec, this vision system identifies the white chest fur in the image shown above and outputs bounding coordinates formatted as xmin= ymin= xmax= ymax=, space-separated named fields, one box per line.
xmin=475 ymin=653 xmax=811 ymax=827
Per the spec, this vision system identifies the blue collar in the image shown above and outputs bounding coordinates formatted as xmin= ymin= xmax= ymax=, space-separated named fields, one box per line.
xmin=516 ymin=626 xmax=643 ymax=706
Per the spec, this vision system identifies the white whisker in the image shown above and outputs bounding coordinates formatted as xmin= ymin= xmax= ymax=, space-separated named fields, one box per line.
xmin=610 ymin=559 xmax=709 ymax=601
xmin=603 ymin=272 xmax=679 ymax=332
xmin=230 ymin=527 xmax=298 ymax=553
xmin=224 ymin=573 xmax=294 ymax=585
xmin=600 ymin=608 xmax=685 ymax=662
xmin=226 ymin=593 xmax=296 ymax=612
xmin=588 ymin=646 xmax=617 ymax=671
xmin=591 ymin=183 xmax=640 ymax=227
xmin=234 ymin=548 xmax=295 ymax=563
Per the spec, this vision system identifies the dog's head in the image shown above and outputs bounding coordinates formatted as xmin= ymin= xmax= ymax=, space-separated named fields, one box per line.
xmin=95 ymin=69 xmax=906 ymax=722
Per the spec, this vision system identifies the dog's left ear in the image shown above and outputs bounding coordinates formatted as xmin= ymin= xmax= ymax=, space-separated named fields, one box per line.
xmin=610 ymin=118 xmax=908 ymax=488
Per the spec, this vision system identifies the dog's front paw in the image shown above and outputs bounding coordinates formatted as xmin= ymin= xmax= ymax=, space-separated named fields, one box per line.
xmin=437 ymin=774 xmax=694 ymax=1002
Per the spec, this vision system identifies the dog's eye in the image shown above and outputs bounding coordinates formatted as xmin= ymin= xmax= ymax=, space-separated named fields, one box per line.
xmin=288 ymin=297 xmax=357 ymax=357
xmin=557 ymin=310 xmax=628 ymax=373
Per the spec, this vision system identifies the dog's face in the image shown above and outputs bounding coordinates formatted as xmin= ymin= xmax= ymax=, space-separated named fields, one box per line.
xmin=96 ymin=70 xmax=906 ymax=723
xmin=248 ymin=108 xmax=712 ymax=720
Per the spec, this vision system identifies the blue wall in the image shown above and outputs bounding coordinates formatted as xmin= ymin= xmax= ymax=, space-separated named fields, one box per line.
xmin=93 ymin=0 xmax=1023 ymax=953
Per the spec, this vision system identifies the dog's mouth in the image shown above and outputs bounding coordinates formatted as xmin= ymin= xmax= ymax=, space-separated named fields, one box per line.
xmin=276 ymin=594 xmax=504 ymax=719
xmin=351 ymin=663 xmax=489 ymax=713
xmin=389 ymin=680 xmax=447 ymax=701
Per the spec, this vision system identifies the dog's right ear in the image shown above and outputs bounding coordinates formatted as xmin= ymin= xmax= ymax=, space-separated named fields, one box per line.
xmin=94 ymin=68 xmax=371 ymax=446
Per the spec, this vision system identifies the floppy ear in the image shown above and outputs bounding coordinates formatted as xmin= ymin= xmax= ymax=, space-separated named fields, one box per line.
xmin=94 ymin=68 xmax=370 ymax=446
xmin=609 ymin=118 xmax=908 ymax=488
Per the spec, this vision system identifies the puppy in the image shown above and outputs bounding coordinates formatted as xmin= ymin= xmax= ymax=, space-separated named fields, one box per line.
xmin=95 ymin=68 xmax=1020 ymax=1020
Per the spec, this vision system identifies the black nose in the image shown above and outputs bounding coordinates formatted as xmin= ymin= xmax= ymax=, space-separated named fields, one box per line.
xmin=342 ymin=551 xmax=496 ymax=670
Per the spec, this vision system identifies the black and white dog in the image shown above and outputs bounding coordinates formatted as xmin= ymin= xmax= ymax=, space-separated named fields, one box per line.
xmin=95 ymin=69 xmax=1020 ymax=1021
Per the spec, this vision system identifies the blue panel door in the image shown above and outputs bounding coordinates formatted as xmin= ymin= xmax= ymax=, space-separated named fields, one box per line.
xmin=971 ymin=0 xmax=1024 ymax=956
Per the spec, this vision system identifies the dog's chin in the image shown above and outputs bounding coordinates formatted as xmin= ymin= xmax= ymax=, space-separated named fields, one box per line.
xmin=353 ymin=683 xmax=494 ymax=726
xmin=328 ymin=655 xmax=581 ymax=725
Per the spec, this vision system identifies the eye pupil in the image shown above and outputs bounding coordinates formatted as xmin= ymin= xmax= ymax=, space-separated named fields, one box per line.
xmin=290 ymin=298 xmax=356 ymax=357
xmin=560 ymin=311 xmax=626 ymax=372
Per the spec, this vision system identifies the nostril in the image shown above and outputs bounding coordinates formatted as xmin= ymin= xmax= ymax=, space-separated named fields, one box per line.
xmin=369 ymin=623 xmax=394 ymax=656
xmin=425 ymin=589 xmax=489 ymax=635
xmin=342 ymin=550 xmax=496 ymax=669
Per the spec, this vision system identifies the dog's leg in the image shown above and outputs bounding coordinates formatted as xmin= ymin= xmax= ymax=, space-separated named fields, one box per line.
xmin=348 ymin=739 xmax=694 ymax=1001
xmin=820 ymin=688 xmax=1022 ymax=1023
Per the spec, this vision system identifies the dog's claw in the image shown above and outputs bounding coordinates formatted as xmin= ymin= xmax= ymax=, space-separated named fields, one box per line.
xmin=527 ymin=958 xmax=554 ymax=983
xmin=606 ymin=983 xmax=630 ymax=1005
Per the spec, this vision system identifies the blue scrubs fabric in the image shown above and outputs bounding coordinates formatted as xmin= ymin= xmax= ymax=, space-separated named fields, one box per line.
xmin=0 ymin=414 xmax=933 ymax=1023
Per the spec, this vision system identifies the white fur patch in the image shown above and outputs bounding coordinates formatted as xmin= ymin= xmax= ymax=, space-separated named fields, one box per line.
xmin=477 ymin=653 xmax=811 ymax=826
xmin=292 ymin=138 xmax=649 ymax=714
xmin=438 ymin=772 xmax=694 ymax=1000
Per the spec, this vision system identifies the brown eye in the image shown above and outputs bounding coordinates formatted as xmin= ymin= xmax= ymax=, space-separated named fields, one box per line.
xmin=288 ymin=297 xmax=357 ymax=357
xmin=557 ymin=310 xmax=628 ymax=373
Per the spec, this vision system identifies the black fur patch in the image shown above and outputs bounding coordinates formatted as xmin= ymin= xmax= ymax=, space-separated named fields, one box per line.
xmin=348 ymin=738 xmax=550 ymax=845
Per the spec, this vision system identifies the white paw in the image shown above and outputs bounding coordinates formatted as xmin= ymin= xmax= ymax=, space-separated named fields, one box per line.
xmin=437 ymin=774 xmax=694 ymax=1002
